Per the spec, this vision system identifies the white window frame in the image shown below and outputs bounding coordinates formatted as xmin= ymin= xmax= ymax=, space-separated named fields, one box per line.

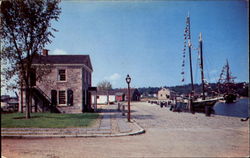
xmin=58 ymin=90 xmax=67 ymax=106
xmin=57 ymin=68 xmax=67 ymax=82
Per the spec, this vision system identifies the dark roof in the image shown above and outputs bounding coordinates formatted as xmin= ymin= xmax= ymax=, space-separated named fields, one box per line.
xmin=1 ymin=95 xmax=10 ymax=100
xmin=1 ymin=96 xmax=18 ymax=102
xmin=96 ymin=90 xmax=116 ymax=95
xmin=115 ymin=92 xmax=125 ymax=96
xmin=32 ymin=55 xmax=93 ymax=71
xmin=95 ymin=89 xmax=140 ymax=96
xmin=113 ymin=88 xmax=140 ymax=97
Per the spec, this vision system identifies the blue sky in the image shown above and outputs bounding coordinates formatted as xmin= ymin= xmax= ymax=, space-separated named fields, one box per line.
xmin=2 ymin=0 xmax=248 ymax=95
xmin=46 ymin=0 xmax=248 ymax=89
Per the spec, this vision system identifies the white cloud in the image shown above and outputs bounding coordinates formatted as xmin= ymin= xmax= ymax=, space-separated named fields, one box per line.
xmin=103 ymin=73 xmax=121 ymax=88
xmin=110 ymin=73 xmax=121 ymax=81
xmin=51 ymin=49 xmax=68 ymax=55
xmin=104 ymin=73 xmax=121 ymax=81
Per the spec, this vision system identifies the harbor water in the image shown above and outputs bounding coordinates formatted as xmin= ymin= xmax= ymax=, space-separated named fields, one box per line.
xmin=213 ymin=98 xmax=249 ymax=118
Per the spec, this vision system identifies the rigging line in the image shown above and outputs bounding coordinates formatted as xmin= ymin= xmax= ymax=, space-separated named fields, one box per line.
xmin=201 ymin=41 xmax=211 ymax=83
xmin=203 ymin=57 xmax=210 ymax=83
xmin=194 ymin=49 xmax=199 ymax=84
xmin=205 ymin=60 xmax=210 ymax=81
xmin=204 ymin=43 xmax=216 ymax=84
xmin=184 ymin=53 xmax=188 ymax=84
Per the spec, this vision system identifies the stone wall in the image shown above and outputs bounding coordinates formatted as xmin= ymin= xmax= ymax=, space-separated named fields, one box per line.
xmin=36 ymin=65 xmax=83 ymax=112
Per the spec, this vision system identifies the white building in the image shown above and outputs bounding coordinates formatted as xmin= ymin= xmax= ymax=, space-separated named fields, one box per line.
xmin=91 ymin=90 xmax=115 ymax=105
xmin=157 ymin=88 xmax=176 ymax=100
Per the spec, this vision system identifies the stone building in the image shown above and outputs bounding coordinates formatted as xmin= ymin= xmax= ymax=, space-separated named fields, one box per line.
xmin=157 ymin=88 xmax=176 ymax=100
xmin=18 ymin=49 xmax=94 ymax=113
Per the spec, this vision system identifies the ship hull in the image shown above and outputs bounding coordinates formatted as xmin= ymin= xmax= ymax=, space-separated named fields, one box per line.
xmin=224 ymin=94 xmax=237 ymax=103
xmin=192 ymin=99 xmax=217 ymax=113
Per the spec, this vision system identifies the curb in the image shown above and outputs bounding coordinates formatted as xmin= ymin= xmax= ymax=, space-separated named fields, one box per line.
xmin=1 ymin=120 xmax=145 ymax=138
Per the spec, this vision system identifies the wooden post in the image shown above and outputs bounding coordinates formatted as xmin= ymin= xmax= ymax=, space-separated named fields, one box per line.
xmin=122 ymin=105 xmax=125 ymax=116
xmin=94 ymin=91 xmax=97 ymax=112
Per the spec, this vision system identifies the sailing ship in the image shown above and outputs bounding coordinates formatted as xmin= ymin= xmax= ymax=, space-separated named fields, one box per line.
xmin=217 ymin=60 xmax=237 ymax=103
xmin=180 ymin=14 xmax=218 ymax=113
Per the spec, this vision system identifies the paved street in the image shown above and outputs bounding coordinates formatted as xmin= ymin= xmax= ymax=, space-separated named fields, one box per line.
xmin=2 ymin=102 xmax=249 ymax=157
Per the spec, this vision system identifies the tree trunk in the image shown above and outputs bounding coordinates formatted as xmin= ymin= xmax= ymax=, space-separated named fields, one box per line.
xmin=35 ymin=99 xmax=37 ymax=112
xmin=25 ymin=68 xmax=32 ymax=118
xmin=107 ymin=91 xmax=109 ymax=105
xmin=21 ymin=87 xmax=23 ymax=113
xmin=29 ymin=92 xmax=32 ymax=113
xmin=25 ymin=87 xmax=31 ymax=119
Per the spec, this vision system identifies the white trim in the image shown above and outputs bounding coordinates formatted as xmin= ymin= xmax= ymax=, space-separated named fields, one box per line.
xmin=33 ymin=63 xmax=93 ymax=72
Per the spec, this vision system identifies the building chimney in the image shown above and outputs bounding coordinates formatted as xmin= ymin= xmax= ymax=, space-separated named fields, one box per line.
xmin=42 ymin=49 xmax=49 ymax=56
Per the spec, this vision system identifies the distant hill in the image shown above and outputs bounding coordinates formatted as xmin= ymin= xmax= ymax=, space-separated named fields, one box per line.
xmin=137 ymin=82 xmax=248 ymax=97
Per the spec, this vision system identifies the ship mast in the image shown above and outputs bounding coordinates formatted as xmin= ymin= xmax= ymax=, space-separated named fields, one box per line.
xmin=226 ymin=59 xmax=230 ymax=83
xmin=199 ymin=33 xmax=206 ymax=100
xmin=187 ymin=14 xmax=194 ymax=95
xmin=218 ymin=59 xmax=236 ymax=94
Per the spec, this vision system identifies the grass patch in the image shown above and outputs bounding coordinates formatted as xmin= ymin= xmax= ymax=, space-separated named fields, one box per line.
xmin=1 ymin=112 xmax=99 ymax=128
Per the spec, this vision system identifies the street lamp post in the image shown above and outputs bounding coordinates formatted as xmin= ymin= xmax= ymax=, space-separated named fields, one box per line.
xmin=126 ymin=74 xmax=131 ymax=122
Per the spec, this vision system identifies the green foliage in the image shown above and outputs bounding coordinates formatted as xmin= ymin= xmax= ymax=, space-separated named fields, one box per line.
xmin=1 ymin=0 xmax=61 ymax=89
xmin=138 ymin=82 xmax=248 ymax=97
xmin=1 ymin=0 xmax=61 ymax=118
xmin=1 ymin=112 xmax=99 ymax=128
xmin=138 ymin=87 xmax=160 ymax=95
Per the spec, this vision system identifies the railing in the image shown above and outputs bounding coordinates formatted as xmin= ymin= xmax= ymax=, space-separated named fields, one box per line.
xmin=32 ymin=86 xmax=51 ymax=104
xmin=31 ymin=87 xmax=53 ymax=112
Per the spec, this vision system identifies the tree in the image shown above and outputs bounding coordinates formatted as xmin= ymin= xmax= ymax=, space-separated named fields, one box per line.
xmin=1 ymin=0 xmax=61 ymax=118
xmin=97 ymin=80 xmax=112 ymax=91
xmin=97 ymin=80 xmax=112 ymax=105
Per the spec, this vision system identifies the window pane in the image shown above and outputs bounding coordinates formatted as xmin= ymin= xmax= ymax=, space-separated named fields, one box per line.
xmin=59 ymin=91 xmax=66 ymax=104
xmin=59 ymin=69 xmax=66 ymax=81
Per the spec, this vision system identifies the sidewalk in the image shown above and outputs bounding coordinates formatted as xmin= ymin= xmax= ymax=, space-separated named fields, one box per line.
xmin=1 ymin=104 xmax=145 ymax=138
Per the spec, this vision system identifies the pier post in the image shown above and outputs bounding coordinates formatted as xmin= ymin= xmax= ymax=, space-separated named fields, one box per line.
xmin=188 ymin=94 xmax=194 ymax=113
xmin=205 ymin=106 xmax=211 ymax=116
xmin=122 ymin=105 xmax=125 ymax=116
xmin=118 ymin=103 xmax=121 ymax=111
